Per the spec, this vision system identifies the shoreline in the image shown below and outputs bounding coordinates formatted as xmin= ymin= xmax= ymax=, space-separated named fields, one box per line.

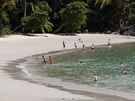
xmin=2 ymin=42 xmax=135 ymax=101
xmin=1 ymin=34 xmax=135 ymax=101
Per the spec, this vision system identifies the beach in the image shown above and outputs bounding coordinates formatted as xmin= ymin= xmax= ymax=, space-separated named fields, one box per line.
xmin=0 ymin=33 xmax=135 ymax=101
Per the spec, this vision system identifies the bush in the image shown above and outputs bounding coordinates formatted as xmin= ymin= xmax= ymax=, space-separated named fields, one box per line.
xmin=0 ymin=10 xmax=11 ymax=36
xmin=0 ymin=26 xmax=11 ymax=36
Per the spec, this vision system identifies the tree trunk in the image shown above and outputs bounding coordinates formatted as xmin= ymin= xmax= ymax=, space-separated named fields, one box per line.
xmin=22 ymin=0 xmax=27 ymax=32
xmin=24 ymin=0 xmax=26 ymax=17
xmin=53 ymin=23 xmax=65 ymax=33
xmin=41 ymin=25 xmax=45 ymax=33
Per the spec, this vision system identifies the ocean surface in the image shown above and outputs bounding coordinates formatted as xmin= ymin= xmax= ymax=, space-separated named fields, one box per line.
xmin=21 ymin=42 xmax=135 ymax=95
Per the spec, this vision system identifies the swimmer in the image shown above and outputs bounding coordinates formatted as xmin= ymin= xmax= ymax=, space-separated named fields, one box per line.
xmin=123 ymin=68 xmax=127 ymax=75
xmin=80 ymin=61 xmax=83 ymax=63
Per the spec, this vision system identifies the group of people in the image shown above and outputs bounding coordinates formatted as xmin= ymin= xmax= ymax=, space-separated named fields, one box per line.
xmin=93 ymin=63 xmax=128 ymax=83
xmin=42 ymin=55 xmax=53 ymax=65
xmin=62 ymin=38 xmax=111 ymax=51
xmin=42 ymin=38 xmax=128 ymax=84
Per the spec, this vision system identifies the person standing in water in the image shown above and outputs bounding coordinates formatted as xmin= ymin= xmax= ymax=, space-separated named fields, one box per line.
xmin=83 ymin=44 xmax=85 ymax=50
xmin=42 ymin=56 xmax=46 ymax=64
xmin=93 ymin=74 xmax=98 ymax=83
xmin=91 ymin=44 xmax=95 ymax=50
xmin=108 ymin=39 xmax=111 ymax=46
xmin=123 ymin=68 xmax=127 ymax=75
xmin=120 ymin=62 xmax=123 ymax=67
xmin=49 ymin=56 xmax=53 ymax=64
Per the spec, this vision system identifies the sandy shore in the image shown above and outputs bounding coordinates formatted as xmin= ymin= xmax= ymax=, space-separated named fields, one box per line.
xmin=0 ymin=33 xmax=135 ymax=101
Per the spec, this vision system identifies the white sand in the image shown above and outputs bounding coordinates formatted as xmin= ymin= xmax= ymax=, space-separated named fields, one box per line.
xmin=0 ymin=34 xmax=135 ymax=101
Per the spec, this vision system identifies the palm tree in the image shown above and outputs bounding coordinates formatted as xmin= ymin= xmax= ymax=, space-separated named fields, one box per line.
xmin=21 ymin=9 xmax=53 ymax=33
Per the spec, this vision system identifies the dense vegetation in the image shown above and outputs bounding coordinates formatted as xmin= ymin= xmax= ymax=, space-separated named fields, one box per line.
xmin=0 ymin=0 xmax=135 ymax=36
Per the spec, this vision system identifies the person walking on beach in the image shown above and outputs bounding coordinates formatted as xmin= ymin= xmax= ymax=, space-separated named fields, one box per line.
xmin=74 ymin=43 xmax=77 ymax=48
xmin=79 ymin=38 xmax=83 ymax=43
xmin=62 ymin=41 xmax=66 ymax=48
xmin=79 ymin=38 xmax=81 ymax=42
xmin=49 ymin=56 xmax=53 ymax=64
xmin=42 ymin=56 xmax=47 ymax=64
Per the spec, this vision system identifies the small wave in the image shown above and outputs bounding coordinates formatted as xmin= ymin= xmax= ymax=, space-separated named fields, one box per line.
xmin=16 ymin=62 xmax=32 ymax=77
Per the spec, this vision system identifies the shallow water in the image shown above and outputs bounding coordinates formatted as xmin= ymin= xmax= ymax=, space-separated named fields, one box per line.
xmin=25 ymin=43 xmax=135 ymax=94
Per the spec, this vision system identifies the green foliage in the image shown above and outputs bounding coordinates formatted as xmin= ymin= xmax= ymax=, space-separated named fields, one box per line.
xmin=0 ymin=10 xmax=11 ymax=36
xmin=60 ymin=1 xmax=89 ymax=32
xmin=0 ymin=0 xmax=134 ymax=34
xmin=128 ymin=2 xmax=135 ymax=24
xmin=0 ymin=10 xmax=9 ymax=26
xmin=0 ymin=26 xmax=11 ymax=36
xmin=87 ymin=4 xmax=117 ymax=32
xmin=95 ymin=0 xmax=130 ymax=28
xmin=95 ymin=0 xmax=112 ymax=9
xmin=0 ymin=0 xmax=15 ymax=10
xmin=37 ymin=1 xmax=52 ymax=12
xmin=21 ymin=9 xmax=53 ymax=33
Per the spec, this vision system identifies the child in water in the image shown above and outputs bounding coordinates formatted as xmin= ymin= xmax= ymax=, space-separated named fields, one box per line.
xmin=91 ymin=44 xmax=95 ymax=50
xmin=93 ymin=74 xmax=98 ymax=83
xmin=108 ymin=39 xmax=112 ymax=47
xmin=49 ymin=56 xmax=53 ymax=64
xmin=123 ymin=68 xmax=127 ymax=75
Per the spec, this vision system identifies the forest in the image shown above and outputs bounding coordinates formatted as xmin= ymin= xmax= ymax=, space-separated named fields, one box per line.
xmin=0 ymin=0 xmax=135 ymax=36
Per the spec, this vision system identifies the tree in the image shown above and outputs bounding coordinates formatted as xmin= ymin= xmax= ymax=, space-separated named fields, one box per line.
xmin=59 ymin=1 xmax=89 ymax=32
xmin=7 ymin=0 xmax=53 ymax=32
xmin=0 ymin=0 xmax=15 ymax=35
xmin=128 ymin=2 xmax=135 ymax=24
xmin=95 ymin=0 xmax=130 ymax=28
xmin=21 ymin=9 xmax=53 ymax=33
xmin=0 ymin=0 xmax=15 ymax=10
xmin=0 ymin=10 xmax=11 ymax=36
xmin=20 ymin=0 xmax=53 ymax=33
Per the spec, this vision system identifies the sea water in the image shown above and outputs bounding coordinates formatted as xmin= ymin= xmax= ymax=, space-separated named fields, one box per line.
xmin=24 ymin=43 xmax=135 ymax=94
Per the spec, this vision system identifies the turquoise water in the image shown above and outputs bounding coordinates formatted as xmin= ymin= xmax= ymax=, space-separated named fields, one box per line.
xmin=26 ymin=43 xmax=135 ymax=93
